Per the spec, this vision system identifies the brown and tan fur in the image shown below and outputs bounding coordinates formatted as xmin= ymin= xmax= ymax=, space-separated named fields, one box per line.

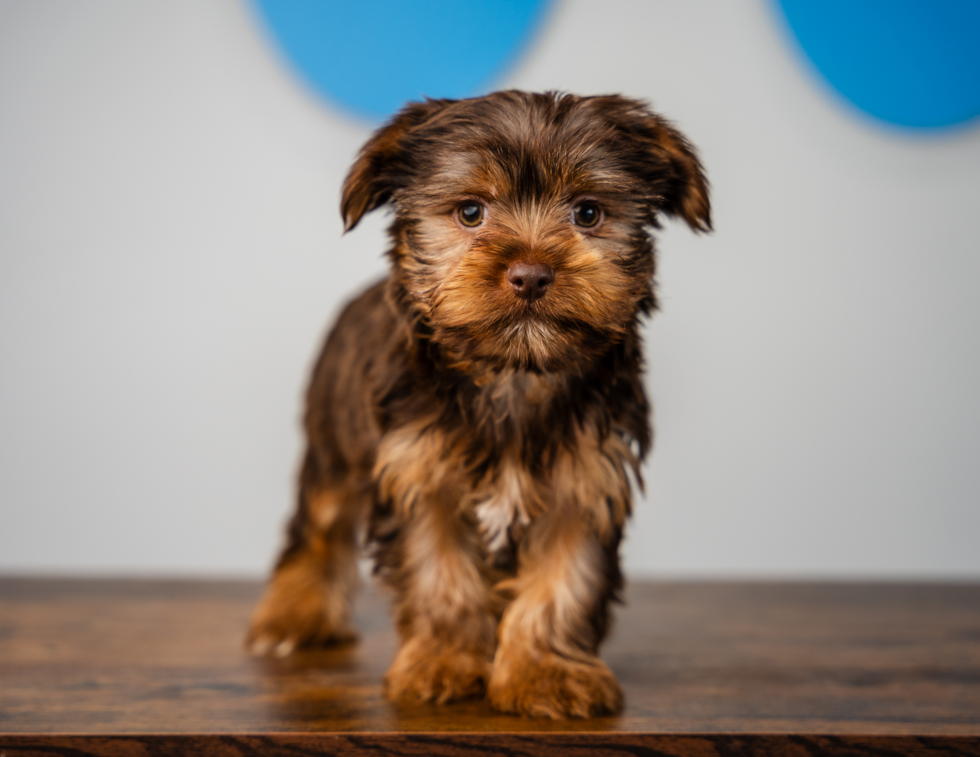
xmin=246 ymin=91 xmax=710 ymax=719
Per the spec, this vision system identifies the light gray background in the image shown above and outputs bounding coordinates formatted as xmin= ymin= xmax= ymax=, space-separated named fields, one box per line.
xmin=2 ymin=1 xmax=978 ymax=578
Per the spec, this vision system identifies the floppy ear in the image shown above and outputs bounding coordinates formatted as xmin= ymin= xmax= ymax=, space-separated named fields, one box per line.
xmin=642 ymin=117 xmax=712 ymax=233
xmin=590 ymin=96 xmax=711 ymax=233
xmin=340 ymin=99 xmax=449 ymax=232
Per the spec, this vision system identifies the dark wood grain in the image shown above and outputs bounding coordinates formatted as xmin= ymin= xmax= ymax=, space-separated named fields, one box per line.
xmin=1 ymin=734 xmax=978 ymax=757
xmin=1 ymin=578 xmax=978 ymax=755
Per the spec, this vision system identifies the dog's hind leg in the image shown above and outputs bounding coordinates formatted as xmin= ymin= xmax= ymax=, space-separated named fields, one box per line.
xmin=246 ymin=447 xmax=370 ymax=656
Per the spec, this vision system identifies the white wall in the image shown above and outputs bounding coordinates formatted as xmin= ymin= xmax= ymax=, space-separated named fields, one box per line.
xmin=1 ymin=0 xmax=978 ymax=578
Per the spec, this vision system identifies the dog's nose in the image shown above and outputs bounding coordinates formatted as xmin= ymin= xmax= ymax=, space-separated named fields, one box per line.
xmin=506 ymin=261 xmax=554 ymax=302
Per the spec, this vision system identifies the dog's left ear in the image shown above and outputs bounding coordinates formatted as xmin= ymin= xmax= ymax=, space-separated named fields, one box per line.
xmin=341 ymin=98 xmax=449 ymax=232
xmin=641 ymin=116 xmax=712 ymax=233
xmin=593 ymin=96 xmax=712 ymax=233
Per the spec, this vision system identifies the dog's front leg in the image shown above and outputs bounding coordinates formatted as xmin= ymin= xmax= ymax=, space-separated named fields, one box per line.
xmin=381 ymin=494 xmax=497 ymax=704
xmin=488 ymin=506 xmax=623 ymax=719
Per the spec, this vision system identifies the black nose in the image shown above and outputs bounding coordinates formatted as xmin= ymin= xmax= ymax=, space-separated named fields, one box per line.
xmin=506 ymin=261 xmax=554 ymax=302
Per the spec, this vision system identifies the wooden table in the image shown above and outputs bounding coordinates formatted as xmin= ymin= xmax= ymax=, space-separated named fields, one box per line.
xmin=0 ymin=577 xmax=978 ymax=755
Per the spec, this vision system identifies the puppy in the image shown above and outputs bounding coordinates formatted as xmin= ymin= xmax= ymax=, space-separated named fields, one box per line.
xmin=246 ymin=90 xmax=710 ymax=719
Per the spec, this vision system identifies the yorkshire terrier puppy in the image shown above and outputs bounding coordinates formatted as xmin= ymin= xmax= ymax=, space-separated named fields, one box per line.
xmin=247 ymin=91 xmax=710 ymax=719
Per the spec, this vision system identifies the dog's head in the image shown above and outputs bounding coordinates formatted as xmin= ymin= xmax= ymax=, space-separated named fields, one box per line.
xmin=341 ymin=91 xmax=710 ymax=373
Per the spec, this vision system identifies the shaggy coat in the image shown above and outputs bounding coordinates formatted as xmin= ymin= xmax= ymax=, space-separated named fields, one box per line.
xmin=247 ymin=90 xmax=710 ymax=719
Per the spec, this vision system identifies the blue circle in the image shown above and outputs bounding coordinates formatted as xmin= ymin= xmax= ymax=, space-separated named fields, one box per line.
xmin=777 ymin=0 xmax=980 ymax=130
xmin=250 ymin=0 xmax=551 ymax=122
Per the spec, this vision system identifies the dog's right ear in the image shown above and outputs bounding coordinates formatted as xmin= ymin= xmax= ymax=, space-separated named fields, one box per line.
xmin=341 ymin=99 xmax=448 ymax=232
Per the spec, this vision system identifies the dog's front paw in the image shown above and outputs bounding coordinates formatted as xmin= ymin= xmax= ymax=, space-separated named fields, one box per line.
xmin=384 ymin=636 xmax=492 ymax=704
xmin=488 ymin=650 xmax=623 ymax=719
xmin=245 ymin=557 xmax=356 ymax=657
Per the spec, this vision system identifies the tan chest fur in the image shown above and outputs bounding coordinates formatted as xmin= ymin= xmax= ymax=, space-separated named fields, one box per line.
xmin=374 ymin=413 xmax=637 ymax=557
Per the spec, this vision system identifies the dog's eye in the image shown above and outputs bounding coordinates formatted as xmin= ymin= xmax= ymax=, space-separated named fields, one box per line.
xmin=457 ymin=202 xmax=485 ymax=228
xmin=572 ymin=202 xmax=601 ymax=228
